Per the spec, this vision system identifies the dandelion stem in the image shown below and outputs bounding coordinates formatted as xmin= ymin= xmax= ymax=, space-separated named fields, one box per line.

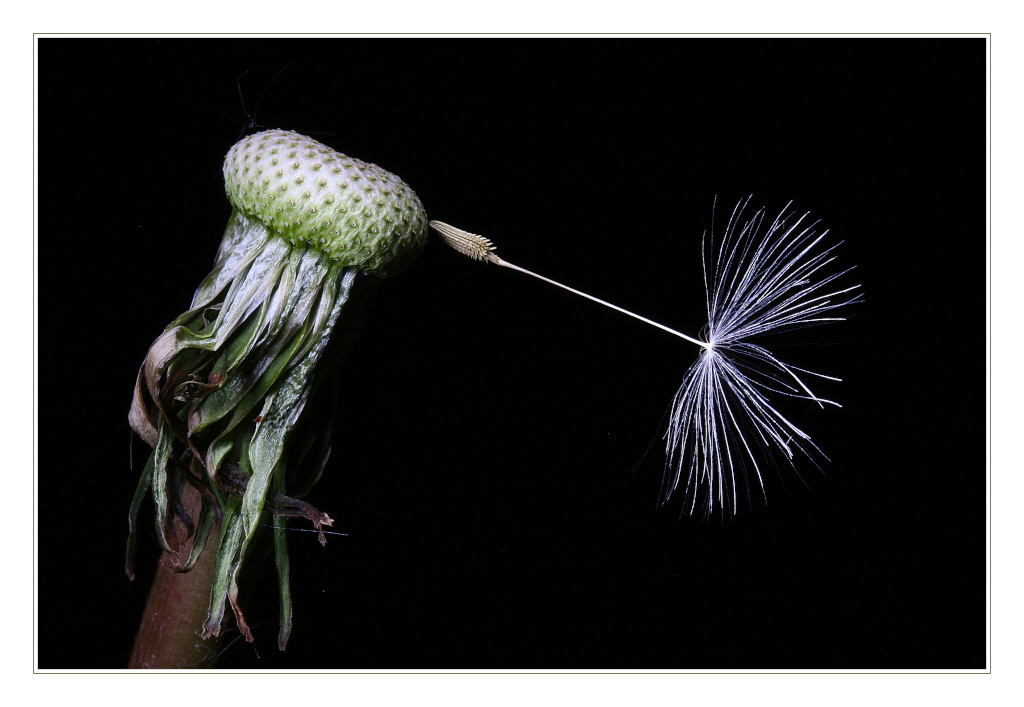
xmin=128 ymin=483 xmax=223 ymax=668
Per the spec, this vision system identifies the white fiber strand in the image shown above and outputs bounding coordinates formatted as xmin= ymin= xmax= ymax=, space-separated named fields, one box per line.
xmin=663 ymin=198 xmax=861 ymax=517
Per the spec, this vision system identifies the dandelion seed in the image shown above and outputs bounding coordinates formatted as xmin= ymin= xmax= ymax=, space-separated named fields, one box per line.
xmin=431 ymin=196 xmax=861 ymax=518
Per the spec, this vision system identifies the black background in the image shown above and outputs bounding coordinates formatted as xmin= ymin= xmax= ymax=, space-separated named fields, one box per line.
xmin=37 ymin=38 xmax=985 ymax=669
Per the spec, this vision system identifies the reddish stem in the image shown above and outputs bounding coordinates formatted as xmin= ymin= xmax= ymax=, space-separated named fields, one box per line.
xmin=128 ymin=484 xmax=223 ymax=669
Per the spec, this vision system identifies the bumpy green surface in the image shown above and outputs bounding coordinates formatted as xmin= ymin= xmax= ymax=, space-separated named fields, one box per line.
xmin=223 ymin=129 xmax=429 ymax=277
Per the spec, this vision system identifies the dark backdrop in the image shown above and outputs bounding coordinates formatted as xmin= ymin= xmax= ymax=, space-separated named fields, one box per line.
xmin=37 ymin=37 xmax=986 ymax=669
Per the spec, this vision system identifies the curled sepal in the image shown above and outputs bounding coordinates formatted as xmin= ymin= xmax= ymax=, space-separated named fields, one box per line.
xmin=273 ymin=471 xmax=293 ymax=652
xmin=201 ymin=498 xmax=244 ymax=641
xmin=171 ymin=496 xmax=218 ymax=574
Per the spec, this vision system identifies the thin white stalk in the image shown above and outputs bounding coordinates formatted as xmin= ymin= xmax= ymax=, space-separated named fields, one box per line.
xmin=492 ymin=257 xmax=710 ymax=350
xmin=429 ymin=220 xmax=711 ymax=350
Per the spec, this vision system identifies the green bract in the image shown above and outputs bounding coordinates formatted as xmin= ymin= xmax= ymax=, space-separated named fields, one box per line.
xmin=128 ymin=129 xmax=428 ymax=650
